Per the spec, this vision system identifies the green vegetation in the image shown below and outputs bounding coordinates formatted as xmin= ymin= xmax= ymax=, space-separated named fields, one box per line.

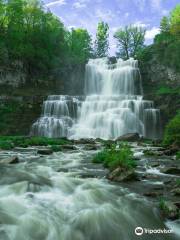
xmin=93 ymin=143 xmax=136 ymax=171
xmin=156 ymin=86 xmax=180 ymax=95
xmin=176 ymin=151 xmax=180 ymax=160
xmin=139 ymin=4 xmax=180 ymax=72
xmin=0 ymin=0 xmax=93 ymax=82
xmin=163 ymin=112 xmax=180 ymax=146
xmin=0 ymin=136 xmax=71 ymax=150
xmin=94 ymin=21 xmax=109 ymax=57
xmin=114 ymin=25 xmax=146 ymax=59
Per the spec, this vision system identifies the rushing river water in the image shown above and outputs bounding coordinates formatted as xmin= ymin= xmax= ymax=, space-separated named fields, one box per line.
xmin=0 ymin=146 xmax=179 ymax=240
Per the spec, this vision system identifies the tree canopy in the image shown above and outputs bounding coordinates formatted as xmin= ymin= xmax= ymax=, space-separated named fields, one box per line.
xmin=114 ymin=25 xmax=146 ymax=59
xmin=0 ymin=0 xmax=93 ymax=78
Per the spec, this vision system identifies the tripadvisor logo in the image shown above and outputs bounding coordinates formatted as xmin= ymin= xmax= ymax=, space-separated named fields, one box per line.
xmin=135 ymin=227 xmax=143 ymax=236
xmin=135 ymin=226 xmax=173 ymax=236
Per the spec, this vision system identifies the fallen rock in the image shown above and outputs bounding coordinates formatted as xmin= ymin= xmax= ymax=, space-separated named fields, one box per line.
xmin=37 ymin=149 xmax=53 ymax=155
xmin=150 ymin=162 xmax=160 ymax=168
xmin=108 ymin=167 xmax=137 ymax=182
xmin=160 ymin=167 xmax=180 ymax=175
xmin=116 ymin=133 xmax=140 ymax=142
xmin=0 ymin=156 xmax=19 ymax=164
xmin=160 ymin=201 xmax=179 ymax=220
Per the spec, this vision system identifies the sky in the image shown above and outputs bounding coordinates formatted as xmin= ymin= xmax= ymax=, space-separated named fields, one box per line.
xmin=43 ymin=0 xmax=179 ymax=55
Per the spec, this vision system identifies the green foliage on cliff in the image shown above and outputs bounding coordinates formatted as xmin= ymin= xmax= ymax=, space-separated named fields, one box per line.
xmin=163 ymin=112 xmax=180 ymax=146
xmin=156 ymin=86 xmax=180 ymax=95
xmin=93 ymin=143 xmax=136 ymax=170
xmin=139 ymin=4 xmax=180 ymax=72
xmin=0 ymin=0 xmax=92 ymax=79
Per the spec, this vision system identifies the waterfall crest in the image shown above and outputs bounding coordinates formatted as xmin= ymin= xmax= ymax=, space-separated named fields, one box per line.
xmin=31 ymin=58 xmax=161 ymax=139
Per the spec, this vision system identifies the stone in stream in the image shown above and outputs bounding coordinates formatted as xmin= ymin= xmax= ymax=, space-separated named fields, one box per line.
xmin=108 ymin=167 xmax=137 ymax=182
xmin=37 ymin=148 xmax=53 ymax=155
xmin=61 ymin=145 xmax=77 ymax=150
xmin=160 ymin=167 xmax=180 ymax=175
xmin=0 ymin=156 xmax=19 ymax=164
xmin=83 ymin=144 xmax=98 ymax=150
xmin=116 ymin=133 xmax=140 ymax=142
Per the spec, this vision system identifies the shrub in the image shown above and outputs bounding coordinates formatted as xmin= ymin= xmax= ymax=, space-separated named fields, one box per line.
xmin=93 ymin=143 xmax=136 ymax=171
xmin=163 ymin=112 xmax=180 ymax=146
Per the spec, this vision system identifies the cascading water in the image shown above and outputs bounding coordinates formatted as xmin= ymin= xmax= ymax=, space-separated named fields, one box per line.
xmin=31 ymin=58 xmax=161 ymax=139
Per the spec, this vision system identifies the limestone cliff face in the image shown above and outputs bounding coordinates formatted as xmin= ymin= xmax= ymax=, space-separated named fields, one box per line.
xmin=140 ymin=57 xmax=180 ymax=128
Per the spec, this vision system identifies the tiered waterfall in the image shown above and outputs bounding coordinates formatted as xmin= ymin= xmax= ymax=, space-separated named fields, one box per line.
xmin=31 ymin=58 xmax=161 ymax=139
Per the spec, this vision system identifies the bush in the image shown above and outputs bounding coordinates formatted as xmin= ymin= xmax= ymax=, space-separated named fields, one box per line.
xmin=93 ymin=143 xmax=136 ymax=171
xmin=163 ymin=112 xmax=180 ymax=146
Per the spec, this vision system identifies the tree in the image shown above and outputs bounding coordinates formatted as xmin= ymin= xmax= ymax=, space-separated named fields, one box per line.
xmin=114 ymin=25 xmax=146 ymax=59
xmin=69 ymin=28 xmax=93 ymax=64
xmin=94 ymin=21 xmax=109 ymax=58
xmin=170 ymin=4 xmax=180 ymax=35
xmin=160 ymin=16 xmax=170 ymax=33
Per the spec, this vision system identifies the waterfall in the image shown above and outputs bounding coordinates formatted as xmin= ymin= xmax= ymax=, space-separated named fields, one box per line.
xmin=31 ymin=58 xmax=161 ymax=140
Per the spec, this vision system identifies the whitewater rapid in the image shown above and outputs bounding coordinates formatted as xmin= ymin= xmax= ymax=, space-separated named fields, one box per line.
xmin=0 ymin=146 xmax=177 ymax=240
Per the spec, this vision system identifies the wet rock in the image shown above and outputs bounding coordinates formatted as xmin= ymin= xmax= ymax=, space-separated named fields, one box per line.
xmin=116 ymin=133 xmax=140 ymax=142
xmin=160 ymin=201 xmax=179 ymax=220
xmin=37 ymin=148 xmax=53 ymax=155
xmin=73 ymin=139 xmax=96 ymax=144
xmin=163 ymin=146 xmax=179 ymax=156
xmin=160 ymin=167 xmax=180 ymax=175
xmin=57 ymin=168 xmax=69 ymax=173
xmin=171 ymin=188 xmax=180 ymax=196
xmin=61 ymin=145 xmax=77 ymax=150
xmin=150 ymin=162 xmax=160 ymax=168
xmin=0 ymin=156 xmax=19 ymax=164
xmin=144 ymin=192 xmax=163 ymax=197
xmin=83 ymin=144 xmax=98 ymax=150
xmin=108 ymin=168 xmax=137 ymax=182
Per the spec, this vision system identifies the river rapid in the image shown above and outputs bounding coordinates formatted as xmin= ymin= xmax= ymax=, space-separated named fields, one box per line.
xmin=0 ymin=144 xmax=179 ymax=240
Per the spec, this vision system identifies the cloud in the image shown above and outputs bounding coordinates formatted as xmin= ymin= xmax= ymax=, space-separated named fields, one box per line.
xmin=145 ymin=27 xmax=160 ymax=40
xmin=46 ymin=0 xmax=66 ymax=7
xmin=95 ymin=9 xmax=115 ymax=22
xmin=133 ymin=21 xmax=149 ymax=28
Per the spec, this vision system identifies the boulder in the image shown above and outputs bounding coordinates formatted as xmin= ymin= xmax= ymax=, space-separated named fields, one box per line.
xmin=37 ymin=148 xmax=53 ymax=155
xmin=116 ymin=133 xmax=140 ymax=142
xmin=0 ymin=156 xmax=19 ymax=164
xmin=160 ymin=167 xmax=180 ymax=175
xmin=108 ymin=167 xmax=136 ymax=182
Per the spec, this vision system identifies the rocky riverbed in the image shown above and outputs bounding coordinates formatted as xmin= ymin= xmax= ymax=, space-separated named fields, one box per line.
xmin=0 ymin=139 xmax=179 ymax=239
